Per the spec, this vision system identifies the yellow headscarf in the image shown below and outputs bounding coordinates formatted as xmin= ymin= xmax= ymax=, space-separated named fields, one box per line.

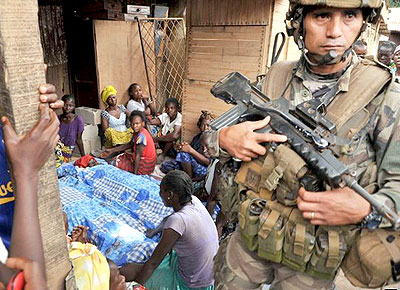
xmin=69 ymin=242 xmax=110 ymax=290
xmin=101 ymin=85 xmax=117 ymax=105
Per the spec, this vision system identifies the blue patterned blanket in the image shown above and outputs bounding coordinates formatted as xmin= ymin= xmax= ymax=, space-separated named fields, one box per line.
xmin=58 ymin=162 xmax=173 ymax=266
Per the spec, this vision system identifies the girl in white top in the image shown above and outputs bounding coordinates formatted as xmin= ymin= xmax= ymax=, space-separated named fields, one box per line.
xmin=126 ymin=83 xmax=156 ymax=118
xmin=149 ymin=98 xmax=182 ymax=157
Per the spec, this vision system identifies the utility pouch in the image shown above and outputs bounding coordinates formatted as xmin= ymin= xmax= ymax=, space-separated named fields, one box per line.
xmin=261 ymin=145 xmax=308 ymax=206
xmin=282 ymin=208 xmax=316 ymax=272
xmin=257 ymin=201 xmax=293 ymax=263
xmin=239 ymin=198 xmax=266 ymax=252
xmin=342 ymin=229 xmax=400 ymax=288
xmin=306 ymin=227 xmax=347 ymax=280
xmin=235 ymin=159 xmax=263 ymax=192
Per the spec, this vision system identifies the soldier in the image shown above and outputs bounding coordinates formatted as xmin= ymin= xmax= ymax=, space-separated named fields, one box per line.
xmin=207 ymin=0 xmax=400 ymax=289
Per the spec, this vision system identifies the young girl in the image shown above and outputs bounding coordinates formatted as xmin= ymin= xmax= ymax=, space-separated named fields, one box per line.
xmin=126 ymin=83 xmax=156 ymax=118
xmin=120 ymin=170 xmax=218 ymax=290
xmin=161 ymin=111 xmax=215 ymax=179
xmin=101 ymin=85 xmax=133 ymax=149
xmin=101 ymin=111 xmax=156 ymax=175
xmin=149 ymin=98 xmax=182 ymax=157
xmin=56 ymin=95 xmax=85 ymax=165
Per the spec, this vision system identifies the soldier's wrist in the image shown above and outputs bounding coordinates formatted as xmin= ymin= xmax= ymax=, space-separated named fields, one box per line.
xmin=360 ymin=206 xmax=382 ymax=230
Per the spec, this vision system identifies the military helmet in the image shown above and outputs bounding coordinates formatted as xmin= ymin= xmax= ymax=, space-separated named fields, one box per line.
xmin=288 ymin=0 xmax=382 ymax=9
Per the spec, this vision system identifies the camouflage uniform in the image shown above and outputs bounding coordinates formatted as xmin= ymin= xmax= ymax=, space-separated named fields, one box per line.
xmin=208 ymin=53 xmax=400 ymax=289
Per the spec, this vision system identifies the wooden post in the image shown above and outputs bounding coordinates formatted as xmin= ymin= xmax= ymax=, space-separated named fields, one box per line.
xmin=0 ymin=0 xmax=71 ymax=289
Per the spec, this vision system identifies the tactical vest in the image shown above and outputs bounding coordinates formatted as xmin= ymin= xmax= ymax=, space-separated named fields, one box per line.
xmin=235 ymin=58 xmax=392 ymax=280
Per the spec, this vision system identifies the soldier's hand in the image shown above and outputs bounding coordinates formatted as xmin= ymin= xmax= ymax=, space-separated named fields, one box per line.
xmin=297 ymin=187 xmax=371 ymax=225
xmin=219 ymin=116 xmax=287 ymax=161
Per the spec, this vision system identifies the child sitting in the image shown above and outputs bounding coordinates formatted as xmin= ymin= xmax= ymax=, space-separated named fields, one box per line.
xmin=126 ymin=83 xmax=156 ymax=118
xmin=101 ymin=111 xmax=156 ymax=175
xmin=149 ymin=98 xmax=182 ymax=157
xmin=55 ymin=94 xmax=85 ymax=166
xmin=161 ymin=111 xmax=215 ymax=180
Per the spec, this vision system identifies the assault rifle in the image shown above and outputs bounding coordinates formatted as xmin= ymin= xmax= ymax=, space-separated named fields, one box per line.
xmin=210 ymin=72 xmax=400 ymax=230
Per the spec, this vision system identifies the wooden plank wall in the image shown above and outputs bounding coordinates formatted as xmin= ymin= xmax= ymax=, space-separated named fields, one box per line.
xmin=94 ymin=20 xmax=153 ymax=109
xmin=189 ymin=0 xmax=272 ymax=26
xmin=182 ymin=25 xmax=269 ymax=141
xmin=182 ymin=0 xmax=275 ymax=141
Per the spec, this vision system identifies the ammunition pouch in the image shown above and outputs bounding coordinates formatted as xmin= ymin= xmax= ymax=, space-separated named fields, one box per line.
xmin=282 ymin=208 xmax=316 ymax=272
xmin=258 ymin=201 xmax=292 ymax=263
xmin=236 ymin=144 xmax=311 ymax=206
xmin=306 ymin=227 xmax=348 ymax=280
xmin=237 ymin=194 xmax=356 ymax=280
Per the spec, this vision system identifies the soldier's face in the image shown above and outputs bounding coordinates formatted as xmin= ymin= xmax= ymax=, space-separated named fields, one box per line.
xmin=304 ymin=7 xmax=363 ymax=58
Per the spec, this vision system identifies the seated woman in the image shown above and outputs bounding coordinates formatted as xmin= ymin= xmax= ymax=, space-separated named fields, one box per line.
xmin=126 ymin=83 xmax=156 ymax=118
xmin=55 ymin=95 xmax=85 ymax=166
xmin=120 ymin=170 xmax=219 ymax=290
xmin=101 ymin=85 xmax=133 ymax=149
xmin=161 ymin=111 xmax=215 ymax=180
xmin=101 ymin=111 xmax=156 ymax=175
xmin=149 ymin=97 xmax=182 ymax=157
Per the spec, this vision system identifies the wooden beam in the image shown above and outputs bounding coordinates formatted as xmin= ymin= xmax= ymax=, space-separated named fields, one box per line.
xmin=0 ymin=1 xmax=71 ymax=289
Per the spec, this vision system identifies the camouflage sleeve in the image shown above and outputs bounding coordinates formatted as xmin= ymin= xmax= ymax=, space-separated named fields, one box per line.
xmin=202 ymin=129 xmax=231 ymax=160
xmin=373 ymin=82 xmax=400 ymax=227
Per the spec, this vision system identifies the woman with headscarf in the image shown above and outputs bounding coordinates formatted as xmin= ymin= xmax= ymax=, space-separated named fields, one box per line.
xmin=100 ymin=85 xmax=133 ymax=149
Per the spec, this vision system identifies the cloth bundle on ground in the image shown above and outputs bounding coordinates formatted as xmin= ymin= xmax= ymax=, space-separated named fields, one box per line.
xmin=69 ymin=242 xmax=110 ymax=290
xmin=58 ymin=161 xmax=173 ymax=266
